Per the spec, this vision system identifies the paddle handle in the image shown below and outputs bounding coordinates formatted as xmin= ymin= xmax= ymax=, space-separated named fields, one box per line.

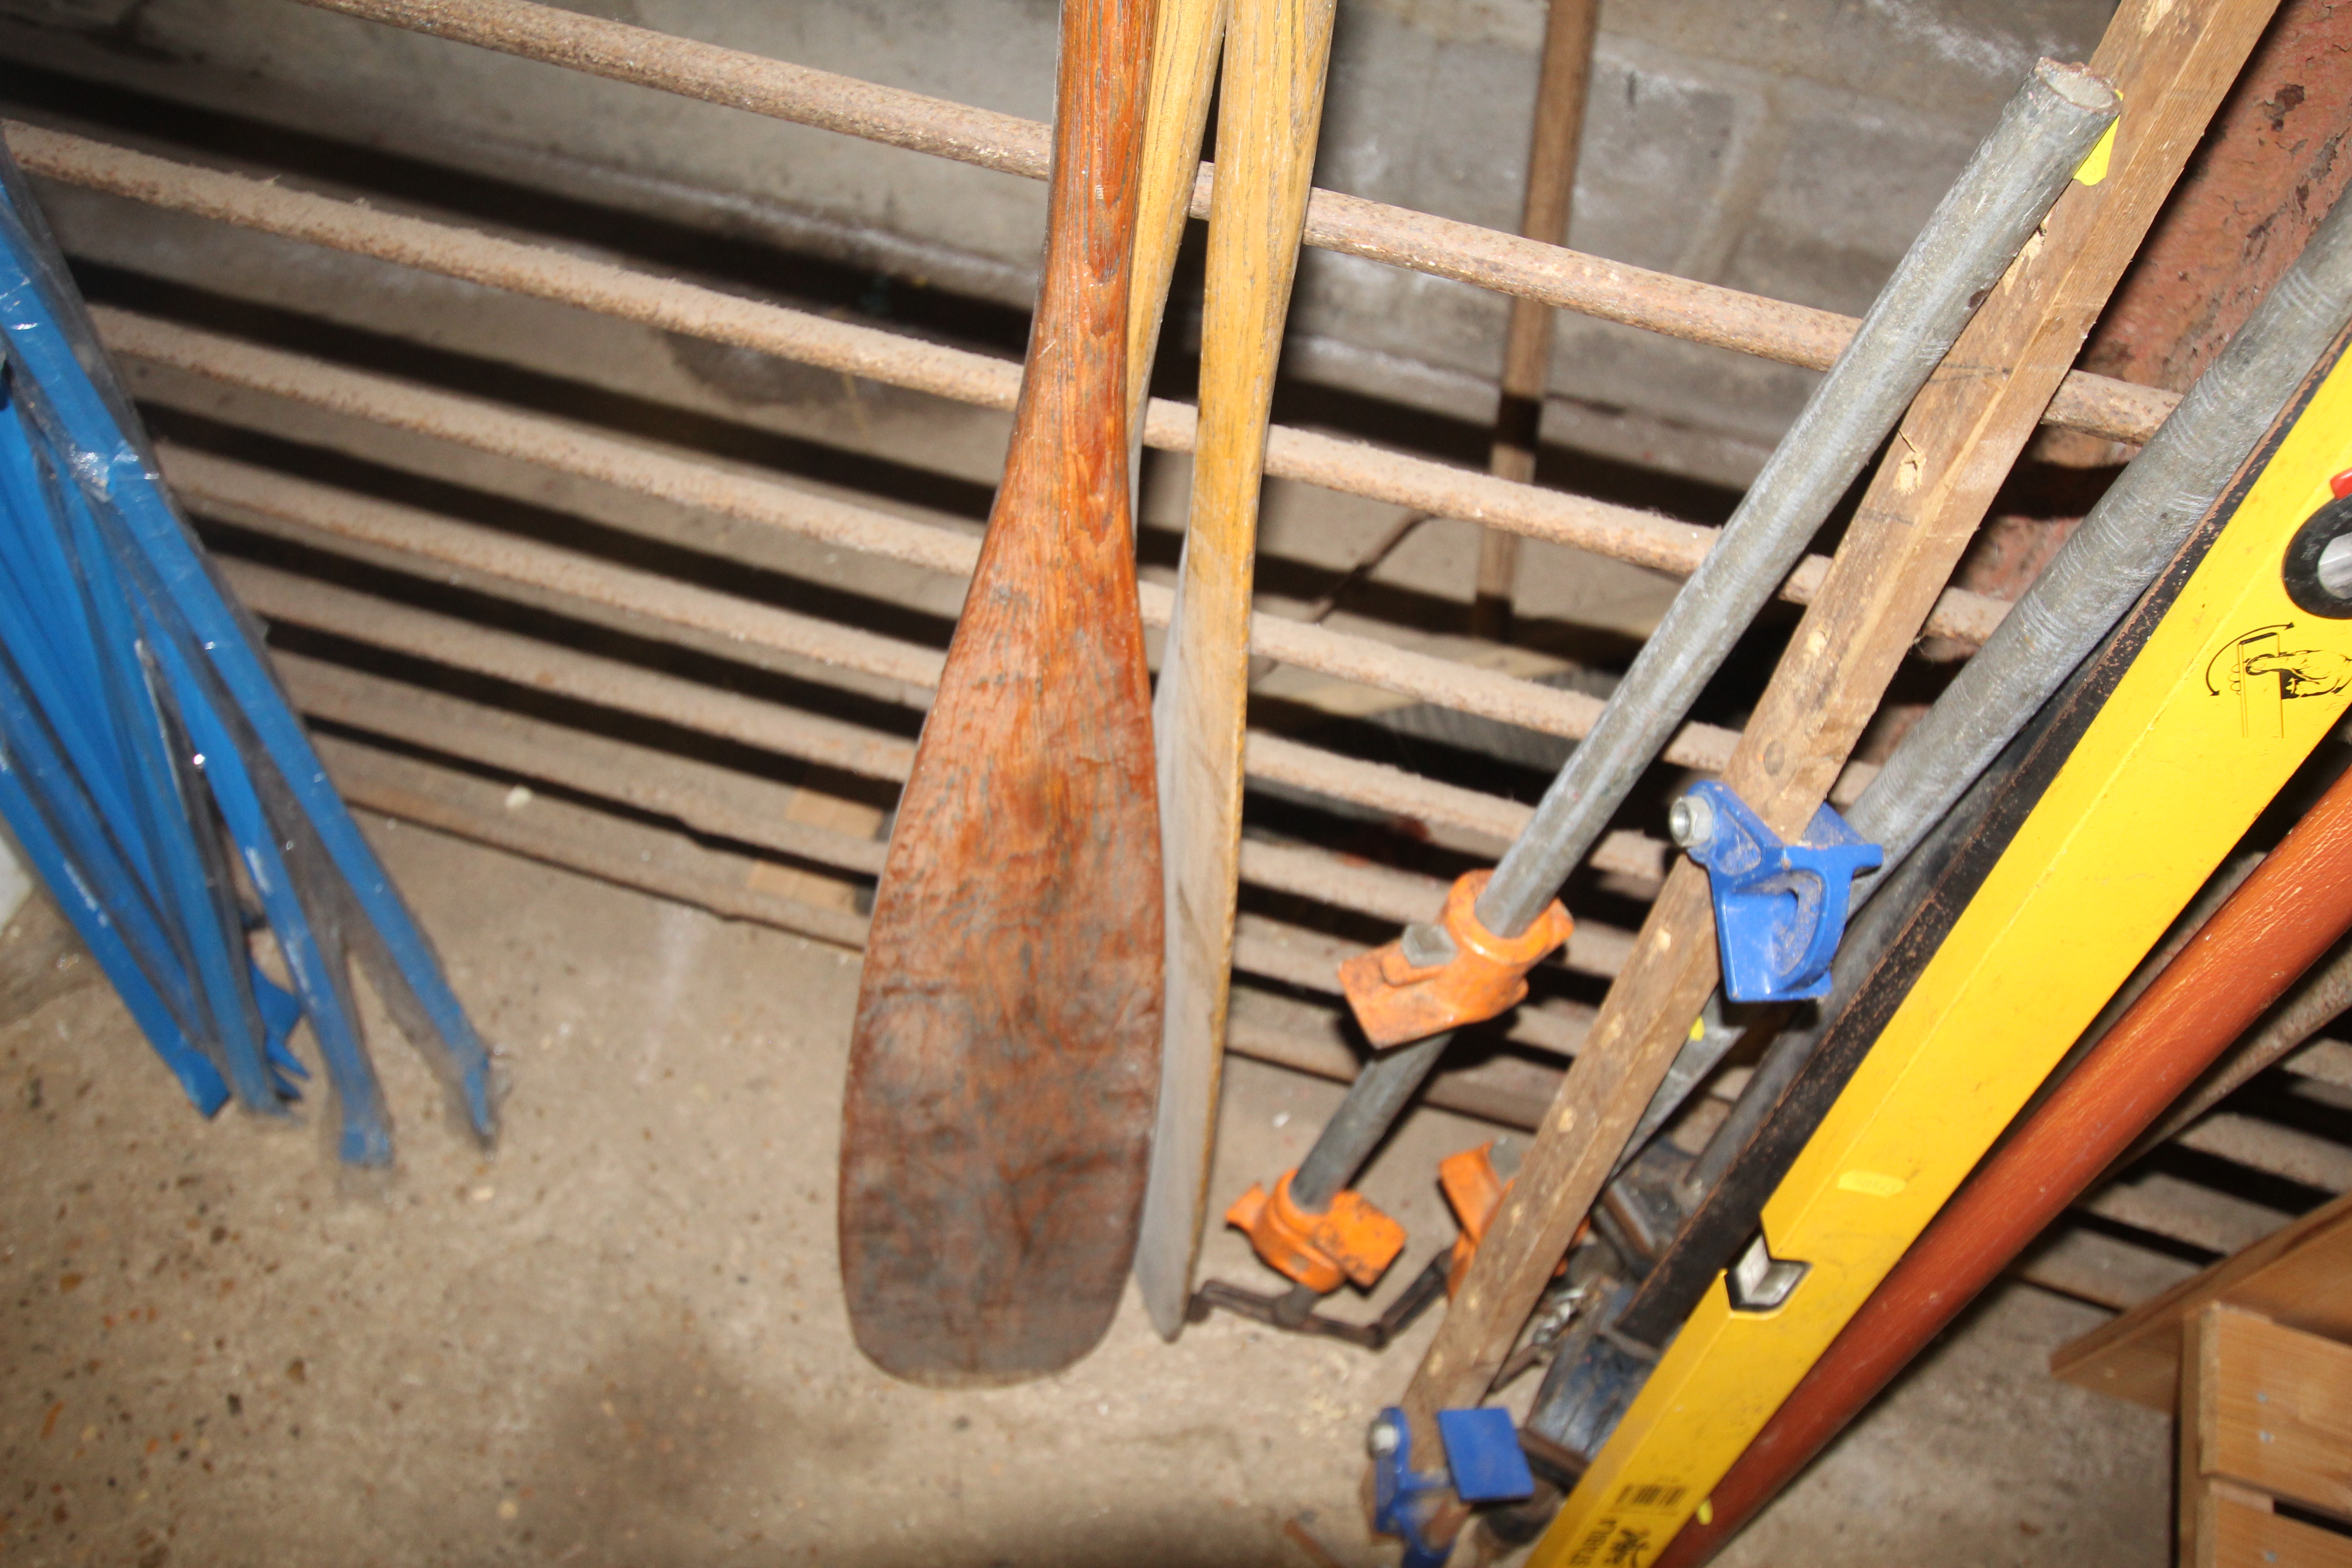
xmin=1134 ymin=0 xmax=1339 ymax=1338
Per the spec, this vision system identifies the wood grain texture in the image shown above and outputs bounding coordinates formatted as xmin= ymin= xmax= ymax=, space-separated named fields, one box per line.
xmin=2205 ymin=1486 xmax=2352 ymax=1568
xmin=2200 ymin=1307 xmax=2352 ymax=1523
xmin=1135 ymin=0 xmax=1341 ymax=1338
xmin=2057 ymin=1191 xmax=2352 ymax=1411
xmin=1125 ymin=0 xmax=1228 ymax=1337
xmin=1389 ymin=0 xmax=2274 ymax=1499
xmin=837 ymin=0 xmax=1161 ymax=1387
xmin=1472 ymin=0 xmax=1599 ymax=637
xmin=1125 ymin=0 xmax=1225 ymax=419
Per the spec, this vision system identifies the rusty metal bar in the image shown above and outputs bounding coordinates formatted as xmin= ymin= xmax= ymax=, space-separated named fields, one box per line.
xmin=262 ymin=1 xmax=2171 ymax=444
xmin=54 ymin=157 xmax=2014 ymax=639
xmin=160 ymin=444 xmax=1767 ymax=772
xmin=216 ymin=556 xmax=1671 ymax=884
xmin=291 ymin=662 xmax=1602 ymax=1057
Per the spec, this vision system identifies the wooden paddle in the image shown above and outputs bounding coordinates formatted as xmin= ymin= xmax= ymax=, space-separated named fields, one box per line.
xmin=838 ymin=0 xmax=1160 ymax=1387
xmin=1132 ymin=0 xmax=1342 ymax=1339
xmin=1121 ymin=0 xmax=1231 ymax=1336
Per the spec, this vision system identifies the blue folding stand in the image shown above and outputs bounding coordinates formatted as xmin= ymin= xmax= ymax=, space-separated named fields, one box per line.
xmin=0 ymin=141 xmax=494 ymax=1163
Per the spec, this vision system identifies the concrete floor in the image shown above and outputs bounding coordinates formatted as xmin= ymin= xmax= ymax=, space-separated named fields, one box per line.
xmin=0 ymin=820 xmax=2170 ymax=1567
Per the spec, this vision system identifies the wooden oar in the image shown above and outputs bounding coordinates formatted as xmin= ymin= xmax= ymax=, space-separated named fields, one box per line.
xmin=1121 ymin=0 xmax=1232 ymax=1335
xmin=1132 ymin=0 xmax=1342 ymax=1339
xmin=1126 ymin=0 xmax=1226 ymax=424
xmin=837 ymin=0 xmax=1158 ymax=1387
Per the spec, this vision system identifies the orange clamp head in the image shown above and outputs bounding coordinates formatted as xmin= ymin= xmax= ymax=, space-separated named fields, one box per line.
xmin=1337 ymin=870 xmax=1573 ymax=1049
xmin=1440 ymin=1142 xmax=1510 ymax=1296
xmin=1225 ymin=1170 xmax=1406 ymax=1294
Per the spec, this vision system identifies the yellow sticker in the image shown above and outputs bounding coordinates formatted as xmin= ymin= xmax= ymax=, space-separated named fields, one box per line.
xmin=1696 ymin=1500 xmax=1714 ymax=1526
xmin=2074 ymin=118 xmax=2119 ymax=186
xmin=1688 ymin=1017 xmax=1707 ymax=1042
xmin=1836 ymin=1170 xmax=1906 ymax=1198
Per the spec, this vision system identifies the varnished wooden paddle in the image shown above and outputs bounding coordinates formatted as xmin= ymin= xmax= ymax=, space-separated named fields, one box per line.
xmin=838 ymin=0 xmax=1160 ymax=1387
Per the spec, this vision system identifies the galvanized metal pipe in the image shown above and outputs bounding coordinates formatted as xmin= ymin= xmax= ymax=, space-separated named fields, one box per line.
xmin=1271 ymin=64 xmax=2113 ymax=1231
xmin=1849 ymin=176 xmax=2352 ymax=874
xmin=1475 ymin=59 xmax=2118 ymax=938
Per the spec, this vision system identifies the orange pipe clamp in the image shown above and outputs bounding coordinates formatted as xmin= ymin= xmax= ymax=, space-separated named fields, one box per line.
xmin=1225 ymin=1170 xmax=1406 ymax=1294
xmin=1439 ymin=1142 xmax=1573 ymax=1295
xmin=1440 ymin=1143 xmax=1511 ymax=1296
xmin=1339 ymin=870 xmax=1573 ymax=1049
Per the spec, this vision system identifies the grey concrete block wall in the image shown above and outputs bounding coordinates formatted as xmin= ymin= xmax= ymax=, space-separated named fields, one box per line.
xmin=0 ymin=0 xmax=2115 ymax=487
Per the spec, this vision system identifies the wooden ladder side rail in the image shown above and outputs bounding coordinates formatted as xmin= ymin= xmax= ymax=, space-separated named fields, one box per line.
xmin=1386 ymin=0 xmax=2279 ymax=1516
xmin=2055 ymin=1187 xmax=2352 ymax=1411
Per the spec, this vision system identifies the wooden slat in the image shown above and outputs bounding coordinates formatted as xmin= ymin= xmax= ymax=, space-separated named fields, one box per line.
xmin=2199 ymin=1306 xmax=2352 ymax=1524
xmin=1393 ymin=0 xmax=2260 ymax=1467
xmin=2056 ymin=1190 xmax=2352 ymax=1411
xmin=2207 ymin=1487 xmax=2352 ymax=1568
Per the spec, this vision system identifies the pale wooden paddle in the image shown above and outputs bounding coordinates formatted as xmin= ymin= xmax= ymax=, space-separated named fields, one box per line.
xmin=1133 ymin=0 xmax=1342 ymax=1338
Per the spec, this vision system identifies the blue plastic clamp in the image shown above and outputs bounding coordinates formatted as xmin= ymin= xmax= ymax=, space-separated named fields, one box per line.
xmin=1437 ymin=1406 xmax=1536 ymax=1504
xmin=1675 ymin=780 xmax=1882 ymax=1003
xmin=1372 ymin=1405 xmax=1537 ymax=1568
xmin=1370 ymin=1407 xmax=1450 ymax=1568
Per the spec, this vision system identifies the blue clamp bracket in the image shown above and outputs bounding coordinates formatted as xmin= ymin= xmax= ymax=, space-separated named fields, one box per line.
xmin=1672 ymin=780 xmax=1882 ymax=1003
xmin=1371 ymin=1406 xmax=1536 ymax=1568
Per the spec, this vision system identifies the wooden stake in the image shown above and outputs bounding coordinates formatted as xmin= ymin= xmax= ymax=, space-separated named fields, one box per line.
xmin=1472 ymin=0 xmax=1599 ymax=642
xmin=1384 ymin=0 xmax=2281 ymax=1525
xmin=836 ymin=0 xmax=1160 ymax=1386
xmin=1134 ymin=0 xmax=1342 ymax=1338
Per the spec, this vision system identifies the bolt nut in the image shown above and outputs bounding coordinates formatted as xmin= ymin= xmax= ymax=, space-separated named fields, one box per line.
xmin=1367 ymin=1417 xmax=1401 ymax=1458
xmin=1400 ymin=921 xmax=1458 ymax=969
xmin=1669 ymin=792 xmax=1715 ymax=849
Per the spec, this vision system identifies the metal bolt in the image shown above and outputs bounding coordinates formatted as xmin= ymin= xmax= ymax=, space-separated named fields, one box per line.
xmin=1400 ymin=921 xmax=1457 ymax=969
xmin=1669 ymin=792 xmax=1716 ymax=848
xmin=1367 ymin=1417 xmax=1401 ymax=1458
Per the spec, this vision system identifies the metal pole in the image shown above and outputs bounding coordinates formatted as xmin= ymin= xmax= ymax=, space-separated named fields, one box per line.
xmin=1654 ymin=732 xmax=2352 ymax=1568
xmin=1271 ymin=62 xmax=2114 ymax=1243
xmin=1475 ymin=59 xmax=2118 ymax=939
xmin=1848 ymin=178 xmax=2352 ymax=877
xmin=1606 ymin=180 xmax=2352 ymax=1351
xmin=1626 ymin=173 xmax=2352 ymax=1178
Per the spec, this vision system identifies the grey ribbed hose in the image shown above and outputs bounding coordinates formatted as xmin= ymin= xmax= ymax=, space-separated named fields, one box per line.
xmin=1473 ymin=59 xmax=2118 ymax=940
xmin=1850 ymin=188 xmax=2352 ymax=873
xmin=1276 ymin=60 xmax=2116 ymax=1226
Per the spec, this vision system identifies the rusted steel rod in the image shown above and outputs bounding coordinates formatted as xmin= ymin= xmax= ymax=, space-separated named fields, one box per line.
xmin=1655 ymin=755 xmax=2352 ymax=1568
xmin=216 ymin=553 xmax=1671 ymax=883
xmin=322 ymin=711 xmax=1580 ymax=1123
xmin=268 ymin=2 xmax=2171 ymax=444
xmin=159 ymin=443 xmax=1759 ymax=770
xmin=54 ymin=168 xmax=2012 ymax=641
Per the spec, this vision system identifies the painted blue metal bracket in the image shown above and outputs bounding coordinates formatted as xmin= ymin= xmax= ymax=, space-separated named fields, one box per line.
xmin=1674 ymin=779 xmax=1883 ymax=1003
xmin=1436 ymin=1406 xmax=1536 ymax=1504
xmin=1370 ymin=1408 xmax=1453 ymax=1568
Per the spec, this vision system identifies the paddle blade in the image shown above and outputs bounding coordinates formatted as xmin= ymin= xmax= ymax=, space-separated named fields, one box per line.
xmin=838 ymin=0 xmax=1160 ymax=1387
